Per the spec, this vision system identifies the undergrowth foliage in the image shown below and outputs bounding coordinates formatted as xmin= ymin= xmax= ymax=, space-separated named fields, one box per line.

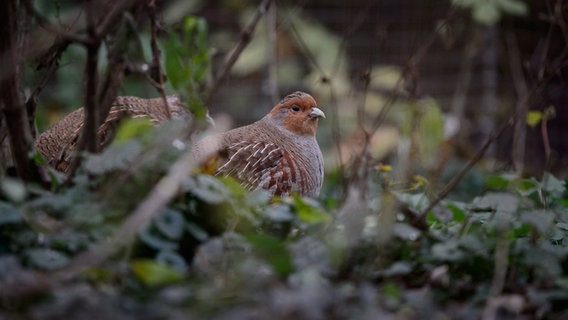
xmin=2 ymin=120 xmax=568 ymax=318
xmin=2 ymin=1 xmax=568 ymax=319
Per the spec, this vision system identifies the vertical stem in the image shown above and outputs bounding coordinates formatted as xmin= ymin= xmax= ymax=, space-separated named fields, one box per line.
xmin=266 ymin=1 xmax=278 ymax=105
xmin=0 ymin=0 xmax=39 ymax=181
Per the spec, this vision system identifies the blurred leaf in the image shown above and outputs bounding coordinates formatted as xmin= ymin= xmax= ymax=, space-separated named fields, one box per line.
xmin=131 ymin=259 xmax=184 ymax=286
xmin=186 ymin=175 xmax=230 ymax=204
xmin=473 ymin=1 xmax=501 ymax=25
xmin=263 ymin=203 xmax=295 ymax=223
xmin=522 ymin=210 xmax=555 ymax=234
xmin=382 ymin=282 xmax=402 ymax=299
xmin=26 ymin=248 xmax=69 ymax=270
xmin=432 ymin=241 xmax=465 ymax=261
xmin=497 ymin=0 xmax=528 ymax=16
xmin=0 ymin=201 xmax=21 ymax=225
xmin=1 ymin=178 xmax=27 ymax=202
xmin=186 ymin=222 xmax=209 ymax=242
xmin=113 ymin=118 xmax=154 ymax=144
xmin=542 ymin=172 xmax=565 ymax=197
xmin=84 ymin=140 xmax=142 ymax=174
xmin=446 ymin=203 xmax=466 ymax=222
xmin=485 ymin=174 xmax=511 ymax=190
xmin=392 ymin=223 xmax=421 ymax=241
xmin=155 ymin=208 xmax=185 ymax=240
xmin=417 ymin=99 xmax=444 ymax=168
xmin=293 ymin=195 xmax=331 ymax=224
xmin=156 ymin=251 xmax=188 ymax=273
xmin=474 ymin=192 xmax=519 ymax=214
xmin=246 ymin=234 xmax=293 ymax=276
xmin=139 ymin=229 xmax=179 ymax=251
xmin=526 ymin=110 xmax=543 ymax=128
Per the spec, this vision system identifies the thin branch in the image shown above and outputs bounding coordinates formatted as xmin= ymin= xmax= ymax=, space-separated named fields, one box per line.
xmin=21 ymin=0 xmax=92 ymax=46
xmin=66 ymin=1 xmax=101 ymax=177
xmin=266 ymin=1 xmax=279 ymax=105
xmin=417 ymin=116 xmax=515 ymax=218
xmin=205 ymin=0 xmax=273 ymax=106
xmin=148 ymin=0 xmax=171 ymax=118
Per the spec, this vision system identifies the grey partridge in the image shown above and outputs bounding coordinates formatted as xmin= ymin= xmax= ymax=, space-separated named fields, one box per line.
xmin=35 ymin=96 xmax=189 ymax=172
xmin=194 ymin=91 xmax=325 ymax=198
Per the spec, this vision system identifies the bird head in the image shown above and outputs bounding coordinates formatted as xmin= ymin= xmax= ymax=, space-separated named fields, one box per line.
xmin=267 ymin=91 xmax=325 ymax=137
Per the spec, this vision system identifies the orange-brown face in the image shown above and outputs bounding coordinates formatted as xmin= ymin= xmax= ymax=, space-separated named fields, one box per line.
xmin=268 ymin=91 xmax=325 ymax=137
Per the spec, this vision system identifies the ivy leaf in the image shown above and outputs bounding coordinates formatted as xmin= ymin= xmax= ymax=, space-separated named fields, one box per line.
xmin=293 ymin=195 xmax=331 ymax=224
xmin=473 ymin=1 xmax=501 ymax=25
xmin=484 ymin=174 xmax=511 ymax=190
xmin=0 ymin=201 xmax=21 ymax=225
xmin=246 ymin=234 xmax=293 ymax=276
xmin=155 ymin=208 xmax=185 ymax=240
xmin=497 ymin=0 xmax=528 ymax=16
xmin=84 ymin=140 xmax=142 ymax=174
xmin=26 ymin=248 xmax=69 ymax=270
xmin=156 ymin=251 xmax=188 ymax=273
xmin=131 ymin=259 xmax=184 ymax=286
xmin=139 ymin=229 xmax=179 ymax=251
xmin=542 ymin=172 xmax=566 ymax=197
xmin=113 ymin=118 xmax=154 ymax=145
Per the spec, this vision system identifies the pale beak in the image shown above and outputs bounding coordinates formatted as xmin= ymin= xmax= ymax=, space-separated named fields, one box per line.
xmin=309 ymin=107 xmax=326 ymax=119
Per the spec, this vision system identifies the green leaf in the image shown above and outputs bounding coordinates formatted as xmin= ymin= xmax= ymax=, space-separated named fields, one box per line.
xmin=155 ymin=208 xmax=185 ymax=240
xmin=382 ymin=282 xmax=402 ymax=299
xmin=293 ymin=195 xmax=331 ymax=224
xmin=526 ymin=110 xmax=543 ymax=127
xmin=114 ymin=118 xmax=154 ymax=144
xmin=446 ymin=203 xmax=467 ymax=222
xmin=484 ymin=174 xmax=510 ymax=190
xmin=497 ymin=0 xmax=528 ymax=16
xmin=26 ymin=248 xmax=69 ymax=270
xmin=246 ymin=234 xmax=293 ymax=276
xmin=131 ymin=259 xmax=184 ymax=286
xmin=473 ymin=1 xmax=501 ymax=25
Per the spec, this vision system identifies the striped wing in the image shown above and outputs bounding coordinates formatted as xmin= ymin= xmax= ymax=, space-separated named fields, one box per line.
xmin=215 ymin=140 xmax=302 ymax=196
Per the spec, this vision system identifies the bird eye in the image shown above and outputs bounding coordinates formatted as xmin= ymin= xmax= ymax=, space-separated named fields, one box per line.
xmin=291 ymin=105 xmax=300 ymax=112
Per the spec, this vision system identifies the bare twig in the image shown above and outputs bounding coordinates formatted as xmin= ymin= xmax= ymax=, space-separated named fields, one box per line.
xmin=418 ymin=116 xmax=515 ymax=218
xmin=266 ymin=2 xmax=279 ymax=105
xmin=21 ymin=0 xmax=92 ymax=46
xmin=148 ymin=0 xmax=171 ymax=118
xmin=205 ymin=0 xmax=273 ymax=106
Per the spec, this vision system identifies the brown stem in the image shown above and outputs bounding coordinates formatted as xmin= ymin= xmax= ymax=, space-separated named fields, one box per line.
xmin=205 ymin=0 xmax=273 ymax=106
xmin=0 ymin=0 xmax=40 ymax=181
xmin=148 ymin=0 xmax=171 ymax=118
xmin=418 ymin=116 xmax=515 ymax=218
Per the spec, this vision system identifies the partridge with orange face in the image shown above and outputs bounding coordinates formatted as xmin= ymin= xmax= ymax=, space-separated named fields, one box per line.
xmin=195 ymin=91 xmax=325 ymax=197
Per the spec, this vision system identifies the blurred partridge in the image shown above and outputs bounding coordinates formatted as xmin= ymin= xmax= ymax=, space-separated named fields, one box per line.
xmin=195 ymin=91 xmax=325 ymax=197
xmin=35 ymin=96 xmax=189 ymax=172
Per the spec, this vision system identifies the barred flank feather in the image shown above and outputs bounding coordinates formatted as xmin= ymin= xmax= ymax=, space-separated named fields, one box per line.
xmin=35 ymin=96 xmax=189 ymax=172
